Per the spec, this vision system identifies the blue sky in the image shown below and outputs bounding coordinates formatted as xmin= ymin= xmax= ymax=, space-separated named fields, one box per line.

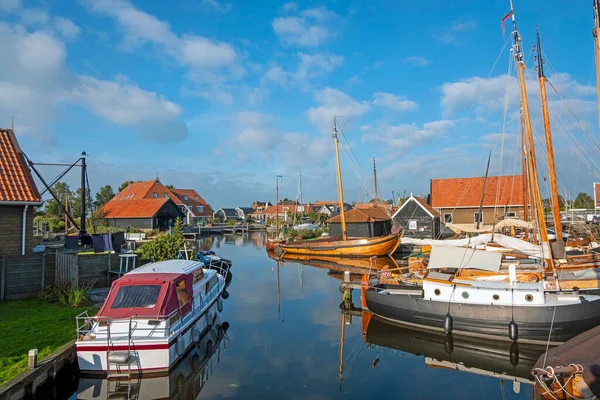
xmin=1 ymin=0 xmax=599 ymax=208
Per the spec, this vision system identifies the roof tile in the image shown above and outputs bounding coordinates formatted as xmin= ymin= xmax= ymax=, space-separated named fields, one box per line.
xmin=431 ymin=175 xmax=523 ymax=208
xmin=0 ymin=129 xmax=41 ymax=203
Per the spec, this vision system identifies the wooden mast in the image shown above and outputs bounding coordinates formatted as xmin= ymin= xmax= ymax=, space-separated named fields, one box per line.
xmin=275 ymin=175 xmax=282 ymax=239
xmin=509 ymin=2 xmax=553 ymax=270
xmin=520 ymin=108 xmax=530 ymax=240
xmin=536 ymin=28 xmax=564 ymax=246
xmin=333 ymin=117 xmax=348 ymax=240
xmin=373 ymin=154 xmax=379 ymax=200
xmin=594 ymin=0 xmax=600 ymax=124
xmin=476 ymin=152 xmax=492 ymax=230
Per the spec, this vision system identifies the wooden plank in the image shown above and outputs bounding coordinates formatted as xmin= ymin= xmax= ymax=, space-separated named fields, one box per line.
xmin=41 ymin=253 xmax=46 ymax=289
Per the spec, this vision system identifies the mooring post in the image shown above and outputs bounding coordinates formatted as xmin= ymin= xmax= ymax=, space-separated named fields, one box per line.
xmin=28 ymin=349 xmax=38 ymax=369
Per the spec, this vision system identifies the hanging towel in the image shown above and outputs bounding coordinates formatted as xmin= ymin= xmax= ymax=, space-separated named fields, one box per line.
xmin=103 ymin=234 xmax=113 ymax=251
xmin=92 ymin=235 xmax=105 ymax=253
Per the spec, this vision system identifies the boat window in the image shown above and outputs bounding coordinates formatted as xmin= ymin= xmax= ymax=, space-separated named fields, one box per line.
xmin=176 ymin=280 xmax=189 ymax=308
xmin=112 ymin=285 xmax=161 ymax=309
xmin=205 ymin=276 xmax=211 ymax=295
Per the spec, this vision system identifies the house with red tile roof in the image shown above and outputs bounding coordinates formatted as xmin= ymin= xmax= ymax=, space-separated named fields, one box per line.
xmin=430 ymin=175 xmax=524 ymax=227
xmin=326 ymin=206 xmax=392 ymax=237
xmin=102 ymin=180 xmax=185 ymax=230
xmin=0 ymin=129 xmax=42 ymax=255
xmin=312 ymin=201 xmax=352 ymax=217
xmin=169 ymin=188 xmax=211 ymax=224
xmin=256 ymin=202 xmax=313 ymax=222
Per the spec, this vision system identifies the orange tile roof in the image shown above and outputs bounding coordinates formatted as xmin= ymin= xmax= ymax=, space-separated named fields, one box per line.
xmin=431 ymin=175 xmax=523 ymax=208
xmin=102 ymin=198 xmax=172 ymax=218
xmin=414 ymin=197 xmax=440 ymax=217
xmin=261 ymin=204 xmax=313 ymax=214
xmin=0 ymin=129 xmax=41 ymax=203
xmin=170 ymin=188 xmax=207 ymax=205
xmin=327 ymin=207 xmax=391 ymax=223
xmin=313 ymin=201 xmax=338 ymax=207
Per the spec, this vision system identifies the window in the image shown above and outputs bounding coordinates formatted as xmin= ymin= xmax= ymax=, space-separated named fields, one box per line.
xmin=444 ymin=213 xmax=453 ymax=223
xmin=183 ymin=195 xmax=189 ymax=201
xmin=505 ymin=211 xmax=517 ymax=218
xmin=112 ymin=285 xmax=161 ymax=309
xmin=176 ymin=280 xmax=189 ymax=307
xmin=474 ymin=212 xmax=483 ymax=223
xmin=152 ymin=192 xmax=158 ymax=199
xmin=408 ymin=220 xmax=417 ymax=230
xmin=194 ymin=196 xmax=198 ymax=200
xmin=163 ymin=193 xmax=168 ymax=198
xmin=298 ymin=206 xmax=304 ymax=212
xmin=196 ymin=206 xmax=204 ymax=213
xmin=283 ymin=207 xmax=290 ymax=212
xmin=257 ymin=207 xmax=263 ymax=212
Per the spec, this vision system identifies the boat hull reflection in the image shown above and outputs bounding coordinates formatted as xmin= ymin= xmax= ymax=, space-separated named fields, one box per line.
xmin=364 ymin=313 xmax=546 ymax=383
xmin=77 ymin=317 xmax=230 ymax=400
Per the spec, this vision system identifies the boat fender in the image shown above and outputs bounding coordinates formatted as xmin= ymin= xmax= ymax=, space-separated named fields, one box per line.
xmin=191 ymin=354 xmax=201 ymax=374
xmin=444 ymin=334 xmax=454 ymax=355
xmin=444 ymin=313 xmax=453 ymax=334
xmin=509 ymin=320 xmax=518 ymax=342
xmin=205 ymin=339 xmax=214 ymax=357
xmin=222 ymin=290 xmax=230 ymax=300
xmin=192 ymin=326 xmax=201 ymax=344
xmin=217 ymin=297 xmax=223 ymax=312
xmin=176 ymin=335 xmax=186 ymax=356
xmin=222 ymin=321 xmax=230 ymax=332
xmin=510 ymin=342 xmax=520 ymax=366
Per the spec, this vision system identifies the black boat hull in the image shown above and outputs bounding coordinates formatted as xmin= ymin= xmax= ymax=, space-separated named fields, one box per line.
xmin=365 ymin=286 xmax=600 ymax=344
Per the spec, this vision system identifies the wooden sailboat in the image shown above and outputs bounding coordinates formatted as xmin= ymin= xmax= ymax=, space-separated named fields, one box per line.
xmin=278 ymin=117 xmax=400 ymax=257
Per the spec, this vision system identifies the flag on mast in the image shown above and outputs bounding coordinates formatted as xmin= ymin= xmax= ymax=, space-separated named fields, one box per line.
xmin=501 ymin=11 xmax=513 ymax=35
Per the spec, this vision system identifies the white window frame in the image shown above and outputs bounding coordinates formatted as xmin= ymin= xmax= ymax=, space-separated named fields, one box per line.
xmin=443 ymin=213 xmax=452 ymax=223
xmin=408 ymin=220 xmax=417 ymax=230
xmin=197 ymin=206 xmax=204 ymax=213
xmin=183 ymin=195 xmax=189 ymax=201
xmin=152 ymin=192 xmax=158 ymax=199
xmin=505 ymin=211 xmax=517 ymax=218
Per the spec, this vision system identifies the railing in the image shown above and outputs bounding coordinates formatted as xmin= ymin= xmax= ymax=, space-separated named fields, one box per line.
xmin=75 ymin=264 xmax=229 ymax=341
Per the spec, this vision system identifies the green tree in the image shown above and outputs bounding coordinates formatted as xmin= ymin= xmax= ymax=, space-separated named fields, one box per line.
xmin=71 ymin=187 xmax=93 ymax=220
xmin=139 ymin=218 xmax=185 ymax=261
xmin=165 ymin=184 xmax=175 ymax=189
xmin=95 ymin=185 xmax=115 ymax=209
xmin=43 ymin=182 xmax=71 ymax=217
xmin=573 ymin=192 xmax=594 ymax=209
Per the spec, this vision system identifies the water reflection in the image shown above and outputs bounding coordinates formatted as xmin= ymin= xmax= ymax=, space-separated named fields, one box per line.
xmin=76 ymin=316 xmax=229 ymax=400
xmin=62 ymin=232 xmax=539 ymax=399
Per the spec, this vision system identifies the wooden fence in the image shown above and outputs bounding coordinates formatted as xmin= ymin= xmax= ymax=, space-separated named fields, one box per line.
xmin=0 ymin=252 xmax=123 ymax=301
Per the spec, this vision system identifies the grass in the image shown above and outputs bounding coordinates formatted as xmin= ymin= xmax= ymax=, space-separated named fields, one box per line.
xmin=0 ymin=299 xmax=97 ymax=386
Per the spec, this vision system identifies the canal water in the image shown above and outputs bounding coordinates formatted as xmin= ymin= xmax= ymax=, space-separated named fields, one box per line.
xmin=58 ymin=232 xmax=539 ymax=399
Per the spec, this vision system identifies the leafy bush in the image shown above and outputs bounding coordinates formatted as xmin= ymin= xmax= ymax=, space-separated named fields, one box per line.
xmin=41 ymin=281 xmax=94 ymax=307
xmin=138 ymin=218 xmax=184 ymax=261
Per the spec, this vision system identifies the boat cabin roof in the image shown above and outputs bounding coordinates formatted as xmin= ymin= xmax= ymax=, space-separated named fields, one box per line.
xmin=127 ymin=259 xmax=205 ymax=275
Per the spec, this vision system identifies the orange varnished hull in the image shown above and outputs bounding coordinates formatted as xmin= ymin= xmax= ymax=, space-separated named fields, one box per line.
xmin=278 ymin=234 xmax=400 ymax=257
xmin=278 ymin=253 xmax=399 ymax=272
xmin=266 ymin=239 xmax=285 ymax=251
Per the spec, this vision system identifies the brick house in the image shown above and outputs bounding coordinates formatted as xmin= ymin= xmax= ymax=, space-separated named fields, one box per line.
xmin=430 ymin=175 xmax=524 ymax=228
xmin=102 ymin=180 xmax=185 ymax=230
xmin=0 ymin=129 xmax=42 ymax=255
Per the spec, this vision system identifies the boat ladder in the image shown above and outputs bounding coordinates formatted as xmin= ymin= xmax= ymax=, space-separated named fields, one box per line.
xmin=106 ymin=318 xmax=134 ymax=380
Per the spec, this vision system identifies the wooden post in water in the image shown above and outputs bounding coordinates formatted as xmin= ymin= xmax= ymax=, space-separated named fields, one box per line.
xmin=536 ymin=28 xmax=563 ymax=246
xmin=333 ymin=117 xmax=348 ymax=240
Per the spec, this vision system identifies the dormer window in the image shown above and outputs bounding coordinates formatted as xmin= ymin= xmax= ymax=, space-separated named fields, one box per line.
xmin=183 ymin=195 xmax=189 ymax=201
xmin=153 ymin=192 xmax=158 ymax=199
xmin=194 ymin=196 xmax=198 ymax=200
xmin=163 ymin=193 xmax=168 ymax=198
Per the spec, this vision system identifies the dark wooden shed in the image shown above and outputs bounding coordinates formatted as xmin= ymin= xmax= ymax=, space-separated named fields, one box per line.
xmin=327 ymin=207 xmax=392 ymax=238
xmin=392 ymin=195 xmax=440 ymax=239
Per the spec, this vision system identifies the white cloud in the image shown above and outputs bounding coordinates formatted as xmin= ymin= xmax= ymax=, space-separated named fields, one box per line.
xmin=54 ymin=16 xmax=81 ymax=39
xmin=372 ymin=92 xmax=418 ymax=112
xmin=20 ymin=8 xmax=49 ymax=25
xmin=261 ymin=52 xmax=343 ymax=88
xmin=281 ymin=2 xmax=297 ymax=12
xmin=272 ymin=6 xmax=338 ymax=47
xmin=307 ymin=87 xmax=370 ymax=133
xmin=81 ymin=0 xmax=240 ymax=104
xmin=0 ymin=0 xmax=21 ymax=12
xmin=401 ymin=56 xmax=431 ymax=67
xmin=0 ymin=22 xmax=188 ymax=143
xmin=201 ymin=0 xmax=231 ymax=12
xmin=362 ymin=119 xmax=458 ymax=151
xmin=345 ymin=75 xmax=362 ymax=85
